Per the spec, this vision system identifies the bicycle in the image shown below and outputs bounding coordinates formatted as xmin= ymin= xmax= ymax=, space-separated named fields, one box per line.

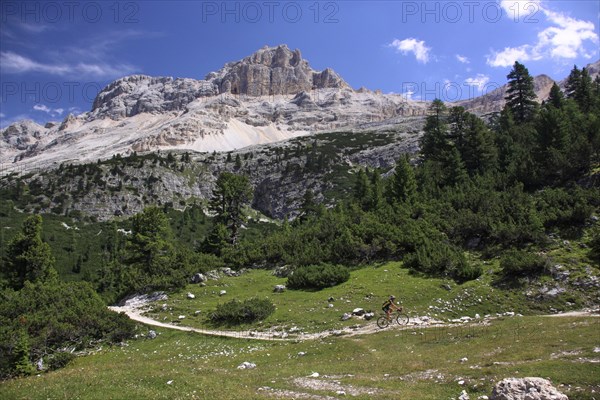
xmin=377 ymin=309 xmax=410 ymax=329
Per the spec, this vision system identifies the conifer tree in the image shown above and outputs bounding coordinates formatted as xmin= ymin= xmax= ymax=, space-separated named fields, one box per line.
xmin=505 ymin=61 xmax=537 ymax=123
xmin=387 ymin=155 xmax=417 ymax=203
xmin=420 ymin=99 xmax=448 ymax=161
xmin=209 ymin=172 xmax=253 ymax=245
xmin=546 ymin=83 xmax=564 ymax=109
xmin=353 ymin=169 xmax=372 ymax=210
xmin=2 ymin=215 xmax=57 ymax=290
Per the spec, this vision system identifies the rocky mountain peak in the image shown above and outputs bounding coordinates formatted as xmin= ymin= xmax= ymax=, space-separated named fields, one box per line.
xmin=89 ymin=45 xmax=350 ymax=119
xmin=207 ymin=44 xmax=350 ymax=96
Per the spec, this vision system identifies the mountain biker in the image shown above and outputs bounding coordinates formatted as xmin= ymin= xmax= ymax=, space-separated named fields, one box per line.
xmin=382 ymin=295 xmax=402 ymax=320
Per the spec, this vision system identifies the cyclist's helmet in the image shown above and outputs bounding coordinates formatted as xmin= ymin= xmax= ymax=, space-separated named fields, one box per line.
xmin=390 ymin=295 xmax=396 ymax=300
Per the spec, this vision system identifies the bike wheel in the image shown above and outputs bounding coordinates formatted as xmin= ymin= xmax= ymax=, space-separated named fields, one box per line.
xmin=396 ymin=313 xmax=409 ymax=325
xmin=377 ymin=316 xmax=390 ymax=329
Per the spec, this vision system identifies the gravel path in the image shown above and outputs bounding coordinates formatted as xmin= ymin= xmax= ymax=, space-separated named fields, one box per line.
xmin=109 ymin=304 xmax=599 ymax=342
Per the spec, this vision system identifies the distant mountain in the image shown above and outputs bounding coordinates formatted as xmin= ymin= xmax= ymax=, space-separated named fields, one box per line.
xmin=1 ymin=45 xmax=428 ymax=174
xmin=1 ymin=45 xmax=598 ymax=175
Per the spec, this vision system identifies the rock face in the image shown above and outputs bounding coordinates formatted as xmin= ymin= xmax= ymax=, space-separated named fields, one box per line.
xmin=490 ymin=377 xmax=568 ymax=400
xmin=207 ymin=45 xmax=349 ymax=96
xmin=1 ymin=120 xmax=48 ymax=159
xmin=91 ymin=75 xmax=218 ymax=119
xmin=1 ymin=45 xmax=428 ymax=174
xmin=90 ymin=45 xmax=349 ymax=119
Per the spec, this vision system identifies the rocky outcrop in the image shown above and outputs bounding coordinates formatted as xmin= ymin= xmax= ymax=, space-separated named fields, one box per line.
xmin=208 ymin=45 xmax=350 ymax=96
xmin=490 ymin=377 xmax=568 ymax=400
xmin=91 ymin=75 xmax=218 ymax=119
xmin=1 ymin=120 xmax=46 ymax=151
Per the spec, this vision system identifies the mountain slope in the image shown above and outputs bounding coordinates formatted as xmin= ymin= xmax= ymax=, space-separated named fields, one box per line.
xmin=0 ymin=45 xmax=428 ymax=174
xmin=2 ymin=47 xmax=598 ymax=176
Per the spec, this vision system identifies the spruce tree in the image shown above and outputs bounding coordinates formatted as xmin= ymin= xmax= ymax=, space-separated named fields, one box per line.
xmin=505 ymin=61 xmax=537 ymax=123
xmin=209 ymin=172 xmax=253 ymax=245
xmin=353 ymin=169 xmax=372 ymax=210
xmin=387 ymin=155 xmax=417 ymax=203
xmin=546 ymin=83 xmax=564 ymax=109
xmin=369 ymin=169 xmax=384 ymax=209
xmin=420 ymin=99 xmax=448 ymax=161
xmin=460 ymin=113 xmax=498 ymax=176
xmin=2 ymin=215 xmax=57 ymax=290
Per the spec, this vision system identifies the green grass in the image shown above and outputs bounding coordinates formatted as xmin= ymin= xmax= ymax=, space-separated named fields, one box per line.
xmin=1 ymin=316 xmax=598 ymax=399
xmin=141 ymin=260 xmax=586 ymax=335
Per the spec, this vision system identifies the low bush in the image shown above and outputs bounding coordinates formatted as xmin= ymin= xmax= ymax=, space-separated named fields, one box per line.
xmin=500 ymin=250 xmax=549 ymax=277
xmin=287 ymin=263 xmax=350 ymax=290
xmin=403 ymin=241 xmax=477 ymax=282
xmin=209 ymin=298 xmax=275 ymax=325
xmin=47 ymin=352 xmax=76 ymax=371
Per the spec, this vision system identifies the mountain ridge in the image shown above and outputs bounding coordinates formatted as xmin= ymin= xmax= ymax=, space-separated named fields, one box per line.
xmin=1 ymin=45 xmax=598 ymax=175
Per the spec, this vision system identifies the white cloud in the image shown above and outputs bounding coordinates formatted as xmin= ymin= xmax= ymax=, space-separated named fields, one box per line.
xmin=538 ymin=9 xmax=598 ymax=59
xmin=0 ymin=51 xmax=137 ymax=78
xmin=464 ymin=74 xmax=491 ymax=91
xmin=456 ymin=54 xmax=470 ymax=64
xmin=33 ymin=104 xmax=51 ymax=113
xmin=33 ymin=104 xmax=65 ymax=117
xmin=486 ymin=45 xmax=535 ymax=67
xmin=499 ymin=0 xmax=542 ymax=18
xmin=0 ymin=113 xmax=5 ymax=118
xmin=488 ymin=1 xmax=598 ymax=67
xmin=1 ymin=51 xmax=71 ymax=75
xmin=18 ymin=22 xmax=53 ymax=34
xmin=389 ymin=38 xmax=431 ymax=64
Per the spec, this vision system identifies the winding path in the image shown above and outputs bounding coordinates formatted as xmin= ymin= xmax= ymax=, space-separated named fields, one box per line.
xmin=109 ymin=305 xmax=599 ymax=342
xmin=109 ymin=305 xmax=390 ymax=341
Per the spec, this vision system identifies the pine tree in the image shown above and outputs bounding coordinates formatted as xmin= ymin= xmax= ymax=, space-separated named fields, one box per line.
xmin=353 ymin=169 xmax=372 ymax=210
xmin=459 ymin=113 xmax=498 ymax=176
xmin=536 ymin=106 xmax=569 ymax=183
xmin=564 ymin=65 xmax=581 ymax=99
xmin=127 ymin=207 xmax=174 ymax=276
xmin=441 ymin=146 xmax=467 ymax=187
xmin=546 ymin=83 xmax=565 ymax=109
xmin=505 ymin=61 xmax=537 ymax=123
xmin=576 ymin=68 xmax=593 ymax=112
xmin=2 ymin=215 xmax=57 ymax=290
xmin=420 ymin=99 xmax=449 ymax=161
xmin=369 ymin=169 xmax=384 ymax=209
xmin=387 ymin=155 xmax=417 ymax=203
xmin=234 ymin=154 xmax=242 ymax=170
xmin=209 ymin=172 xmax=253 ymax=245
xmin=12 ymin=329 xmax=35 ymax=376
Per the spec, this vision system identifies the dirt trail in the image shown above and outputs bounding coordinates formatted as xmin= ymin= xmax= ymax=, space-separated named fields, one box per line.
xmin=109 ymin=305 xmax=599 ymax=342
xmin=109 ymin=304 xmax=445 ymax=341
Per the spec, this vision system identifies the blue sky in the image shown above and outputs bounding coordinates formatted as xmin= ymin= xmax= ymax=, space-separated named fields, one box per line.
xmin=1 ymin=0 xmax=598 ymax=128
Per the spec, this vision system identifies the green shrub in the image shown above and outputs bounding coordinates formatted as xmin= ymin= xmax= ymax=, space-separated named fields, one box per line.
xmin=500 ymin=250 xmax=549 ymax=277
xmin=209 ymin=298 xmax=275 ymax=325
xmin=403 ymin=241 xmax=475 ymax=282
xmin=0 ymin=280 xmax=136 ymax=378
xmin=287 ymin=263 xmax=350 ymax=290
xmin=451 ymin=262 xmax=483 ymax=283
xmin=47 ymin=352 xmax=76 ymax=371
xmin=589 ymin=223 xmax=600 ymax=262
